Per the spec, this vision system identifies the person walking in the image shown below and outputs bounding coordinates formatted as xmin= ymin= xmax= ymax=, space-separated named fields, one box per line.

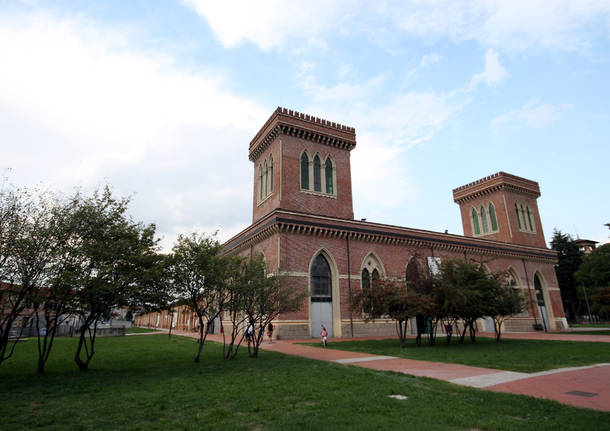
xmin=320 ymin=325 xmax=328 ymax=347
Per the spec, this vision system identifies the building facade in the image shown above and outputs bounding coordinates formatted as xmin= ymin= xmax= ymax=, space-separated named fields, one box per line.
xmin=221 ymin=107 xmax=565 ymax=339
xmin=136 ymin=107 xmax=566 ymax=338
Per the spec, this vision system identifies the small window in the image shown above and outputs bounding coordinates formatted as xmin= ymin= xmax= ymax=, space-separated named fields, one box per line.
xmin=313 ymin=155 xmax=321 ymax=192
xmin=480 ymin=206 xmax=489 ymax=233
xmin=325 ymin=158 xmax=333 ymax=194
xmin=489 ymin=203 xmax=498 ymax=231
xmin=472 ymin=208 xmax=480 ymax=235
xmin=301 ymin=152 xmax=309 ymax=190
xmin=515 ymin=203 xmax=521 ymax=229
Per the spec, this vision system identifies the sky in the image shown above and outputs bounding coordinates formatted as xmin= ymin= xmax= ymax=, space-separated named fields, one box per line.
xmin=1 ymin=0 xmax=609 ymax=250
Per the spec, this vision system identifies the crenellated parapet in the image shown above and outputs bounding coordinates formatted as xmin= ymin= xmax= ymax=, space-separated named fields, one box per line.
xmin=249 ymin=107 xmax=356 ymax=161
xmin=453 ymin=171 xmax=541 ymax=204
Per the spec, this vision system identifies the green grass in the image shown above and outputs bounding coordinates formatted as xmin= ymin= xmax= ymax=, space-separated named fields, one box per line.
xmin=125 ymin=326 xmax=160 ymax=334
xmin=303 ymin=337 xmax=610 ymax=373
xmin=0 ymin=335 xmax=608 ymax=430
xmin=564 ymin=330 xmax=610 ymax=336
xmin=571 ymin=323 xmax=610 ymax=328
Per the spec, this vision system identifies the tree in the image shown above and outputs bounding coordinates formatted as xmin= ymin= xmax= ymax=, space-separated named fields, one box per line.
xmin=550 ymin=230 xmax=583 ymax=320
xmin=69 ymin=188 xmax=158 ymax=371
xmin=0 ymin=183 xmax=31 ymax=367
xmin=352 ymin=278 xmax=422 ymax=348
xmin=241 ymin=256 xmax=304 ymax=358
xmin=436 ymin=259 xmax=496 ymax=344
xmin=1 ymin=188 xmax=66 ymax=371
xmin=575 ymin=243 xmax=610 ymax=318
xmin=168 ymin=232 xmax=224 ymax=363
xmin=488 ymin=274 xmax=524 ymax=342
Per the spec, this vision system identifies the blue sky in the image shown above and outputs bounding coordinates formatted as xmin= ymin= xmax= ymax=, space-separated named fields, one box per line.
xmin=1 ymin=1 xmax=609 ymax=249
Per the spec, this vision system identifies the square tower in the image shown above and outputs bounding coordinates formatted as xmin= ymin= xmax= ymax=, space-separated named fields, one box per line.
xmin=249 ymin=107 xmax=356 ymax=223
xmin=453 ymin=172 xmax=547 ymax=248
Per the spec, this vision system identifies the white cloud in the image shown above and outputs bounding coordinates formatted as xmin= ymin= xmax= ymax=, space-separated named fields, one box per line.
xmin=420 ymin=53 xmax=441 ymax=67
xmin=186 ymin=1 xmax=610 ymax=53
xmin=492 ymin=99 xmax=570 ymax=130
xmin=470 ymin=49 xmax=508 ymax=89
xmin=0 ymin=12 xmax=268 ymax=247
xmin=182 ymin=0 xmax=348 ymax=51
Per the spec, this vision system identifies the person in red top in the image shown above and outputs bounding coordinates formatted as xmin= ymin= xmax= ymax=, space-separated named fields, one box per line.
xmin=320 ymin=325 xmax=328 ymax=347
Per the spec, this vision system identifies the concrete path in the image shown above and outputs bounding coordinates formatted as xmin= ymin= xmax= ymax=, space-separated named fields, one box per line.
xmin=150 ymin=328 xmax=610 ymax=412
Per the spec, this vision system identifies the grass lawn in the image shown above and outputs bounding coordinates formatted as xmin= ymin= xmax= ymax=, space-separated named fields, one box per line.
xmin=303 ymin=337 xmax=610 ymax=373
xmin=125 ymin=326 xmax=160 ymax=334
xmin=563 ymin=330 xmax=610 ymax=336
xmin=570 ymin=323 xmax=610 ymax=328
xmin=0 ymin=336 xmax=608 ymax=431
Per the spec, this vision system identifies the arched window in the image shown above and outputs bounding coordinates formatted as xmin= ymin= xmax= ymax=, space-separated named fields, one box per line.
xmin=515 ymin=203 xmax=522 ymax=229
xmin=313 ymin=155 xmax=321 ymax=192
xmin=300 ymin=152 xmax=309 ymax=190
xmin=526 ymin=206 xmax=534 ymax=232
xmin=480 ymin=206 xmax=489 ymax=233
xmin=534 ymin=274 xmax=545 ymax=307
xmin=471 ymin=208 xmax=480 ymax=235
xmin=268 ymin=156 xmax=274 ymax=194
xmin=361 ymin=268 xmax=370 ymax=292
xmin=263 ymin=160 xmax=268 ymax=196
xmin=311 ymin=254 xmax=331 ymax=297
xmin=325 ymin=157 xmax=333 ymax=194
xmin=405 ymin=258 xmax=420 ymax=288
xmin=520 ymin=205 xmax=527 ymax=230
xmin=489 ymin=203 xmax=498 ymax=231
xmin=372 ymin=268 xmax=379 ymax=285
xmin=258 ymin=165 xmax=263 ymax=201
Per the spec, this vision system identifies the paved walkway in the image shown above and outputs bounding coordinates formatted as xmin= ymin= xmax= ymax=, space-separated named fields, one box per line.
xmin=156 ymin=328 xmax=610 ymax=412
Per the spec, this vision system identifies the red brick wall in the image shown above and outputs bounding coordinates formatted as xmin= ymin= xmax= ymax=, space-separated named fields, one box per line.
xmin=252 ymin=134 xmax=354 ymax=223
xmin=458 ymin=190 xmax=547 ymax=248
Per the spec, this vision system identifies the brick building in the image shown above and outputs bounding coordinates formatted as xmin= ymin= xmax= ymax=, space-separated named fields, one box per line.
xmin=221 ymin=107 xmax=565 ymax=339
xmin=135 ymin=107 xmax=566 ymax=338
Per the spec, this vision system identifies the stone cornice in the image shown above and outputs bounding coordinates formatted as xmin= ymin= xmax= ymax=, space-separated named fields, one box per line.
xmin=453 ymin=171 xmax=541 ymax=203
xmin=249 ymin=107 xmax=356 ymax=162
xmin=222 ymin=209 xmax=557 ymax=263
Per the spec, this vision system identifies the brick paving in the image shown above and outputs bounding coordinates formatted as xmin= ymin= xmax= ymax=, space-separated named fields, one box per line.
xmin=158 ymin=328 xmax=610 ymax=412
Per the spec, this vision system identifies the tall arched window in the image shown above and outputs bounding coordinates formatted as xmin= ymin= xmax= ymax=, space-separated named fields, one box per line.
xmin=325 ymin=158 xmax=333 ymax=194
xmin=471 ymin=208 xmax=480 ymax=235
xmin=311 ymin=254 xmax=331 ymax=297
xmin=268 ymin=156 xmax=274 ymax=193
xmin=480 ymin=206 xmax=489 ymax=233
xmin=405 ymin=258 xmax=420 ymax=288
xmin=263 ymin=160 xmax=268 ymax=196
xmin=520 ymin=205 xmax=527 ymax=230
xmin=313 ymin=155 xmax=321 ymax=192
xmin=526 ymin=206 xmax=534 ymax=232
xmin=300 ymin=152 xmax=309 ymax=190
xmin=515 ymin=203 xmax=522 ymax=229
xmin=489 ymin=203 xmax=498 ymax=231
xmin=361 ymin=268 xmax=370 ymax=292
xmin=258 ymin=165 xmax=263 ymax=201
xmin=534 ymin=274 xmax=545 ymax=307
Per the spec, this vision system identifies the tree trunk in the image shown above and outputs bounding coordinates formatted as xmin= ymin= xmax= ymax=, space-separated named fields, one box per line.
xmin=74 ymin=319 xmax=98 ymax=371
xmin=194 ymin=314 xmax=205 ymax=363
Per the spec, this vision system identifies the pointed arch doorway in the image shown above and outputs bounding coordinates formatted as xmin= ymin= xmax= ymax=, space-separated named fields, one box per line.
xmin=310 ymin=253 xmax=333 ymax=338
xmin=534 ymin=273 xmax=549 ymax=331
